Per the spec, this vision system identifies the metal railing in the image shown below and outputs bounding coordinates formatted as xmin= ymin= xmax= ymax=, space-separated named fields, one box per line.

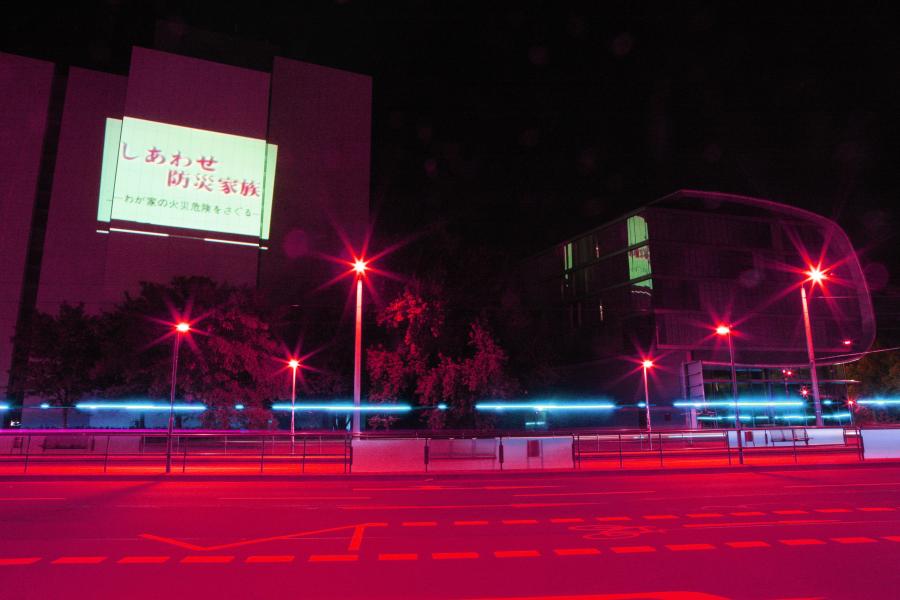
xmin=0 ymin=430 xmax=351 ymax=474
xmin=0 ymin=426 xmax=869 ymax=474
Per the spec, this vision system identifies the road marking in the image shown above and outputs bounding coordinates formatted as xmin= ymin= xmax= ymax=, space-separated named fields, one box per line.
xmin=181 ymin=556 xmax=234 ymax=564
xmin=402 ymin=521 xmax=437 ymax=527
xmin=666 ymin=544 xmax=715 ymax=551
xmin=882 ymin=536 xmax=900 ymax=542
xmin=814 ymin=508 xmax=851 ymax=513
xmin=502 ymin=519 xmax=539 ymax=525
xmin=141 ymin=522 xmax=386 ymax=552
xmin=378 ymin=553 xmax=418 ymax=561
xmin=725 ymin=541 xmax=770 ymax=548
xmin=685 ymin=519 xmax=836 ymax=530
xmin=610 ymin=546 xmax=656 ymax=554
xmin=454 ymin=520 xmax=489 ymax=526
xmin=220 ymin=497 xmax=370 ymax=501
xmin=245 ymin=555 xmax=295 ymax=563
xmin=786 ymin=482 xmax=900 ymax=488
xmin=432 ymin=552 xmax=479 ymax=560
xmin=514 ymin=491 xmax=654 ymax=498
xmin=730 ymin=511 xmax=766 ymax=517
xmin=779 ymin=539 xmax=826 ymax=546
xmin=859 ymin=507 xmax=896 ymax=512
xmin=0 ymin=558 xmax=40 ymax=565
xmin=830 ymin=537 xmax=877 ymax=544
xmin=353 ymin=485 xmax=558 ymax=492
xmin=118 ymin=556 xmax=170 ymax=564
xmin=644 ymin=515 xmax=678 ymax=520
xmin=52 ymin=556 xmax=107 ymax=565
xmin=686 ymin=513 xmax=723 ymax=518
xmin=309 ymin=554 xmax=358 ymax=563
xmin=595 ymin=516 xmax=632 ymax=522
xmin=773 ymin=510 xmax=809 ymax=515
xmin=0 ymin=497 xmax=66 ymax=501
xmin=550 ymin=518 xmax=585 ymax=524
xmin=494 ymin=550 xmax=540 ymax=558
xmin=554 ymin=548 xmax=601 ymax=556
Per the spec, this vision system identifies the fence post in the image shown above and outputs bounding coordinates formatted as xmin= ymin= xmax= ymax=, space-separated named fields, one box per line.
xmin=572 ymin=435 xmax=577 ymax=470
xmin=658 ymin=432 xmax=664 ymax=467
xmin=182 ymin=437 xmax=188 ymax=473
xmin=792 ymin=429 xmax=798 ymax=463
xmin=726 ymin=432 xmax=732 ymax=466
xmin=424 ymin=439 xmax=430 ymax=472
xmin=23 ymin=435 xmax=32 ymax=474
xmin=857 ymin=427 xmax=865 ymax=461
xmin=259 ymin=437 xmax=266 ymax=474
xmin=618 ymin=433 xmax=623 ymax=468
xmin=104 ymin=435 xmax=111 ymax=474
xmin=498 ymin=437 xmax=504 ymax=471
xmin=301 ymin=436 xmax=307 ymax=474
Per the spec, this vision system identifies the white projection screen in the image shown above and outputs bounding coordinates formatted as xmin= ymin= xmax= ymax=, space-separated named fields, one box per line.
xmin=97 ymin=117 xmax=277 ymax=242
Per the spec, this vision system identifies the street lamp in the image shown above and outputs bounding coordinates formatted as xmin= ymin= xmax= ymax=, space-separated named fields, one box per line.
xmin=165 ymin=321 xmax=190 ymax=474
xmin=288 ymin=358 xmax=300 ymax=453
xmin=801 ymin=266 xmax=826 ymax=427
xmin=353 ymin=259 xmax=367 ymax=437
xmin=642 ymin=360 xmax=653 ymax=448
xmin=716 ymin=324 xmax=744 ymax=464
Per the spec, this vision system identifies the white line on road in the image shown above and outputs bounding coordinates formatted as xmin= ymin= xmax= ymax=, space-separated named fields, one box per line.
xmin=0 ymin=498 xmax=66 ymax=501
xmin=513 ymin=491 xmax=654 ymax=498
xmin=785 ymin=482 xmax=900 ymax=488
xmin=219 ymin=497 xmax=371 ymax=500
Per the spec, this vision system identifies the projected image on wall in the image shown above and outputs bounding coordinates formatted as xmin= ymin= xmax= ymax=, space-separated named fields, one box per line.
xmin=97 ymin=117 xmax=277 ymax=241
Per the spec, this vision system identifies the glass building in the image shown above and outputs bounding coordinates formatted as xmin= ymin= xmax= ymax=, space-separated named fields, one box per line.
xmin=519 ymin=190 xmax=875 ymax=428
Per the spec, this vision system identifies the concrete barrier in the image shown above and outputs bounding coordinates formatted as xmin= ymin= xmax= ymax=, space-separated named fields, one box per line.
xmin=502 ymin=437 xmax=574 ymax=470
xmin=861 ymin=429 xmax=900 ymax=459
xmin=351 ymin=439 xmax=428 ymax=473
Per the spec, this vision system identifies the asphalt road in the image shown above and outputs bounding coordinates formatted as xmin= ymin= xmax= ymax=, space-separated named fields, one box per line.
xmin=2 ymin=465 xmax=900 ymax=599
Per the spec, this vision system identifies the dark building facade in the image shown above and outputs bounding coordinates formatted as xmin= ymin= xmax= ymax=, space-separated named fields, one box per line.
xmin=520 ymin=190 xmax=875 ymax=428
xmin=1 ymin=46 xmax=371 ymax=427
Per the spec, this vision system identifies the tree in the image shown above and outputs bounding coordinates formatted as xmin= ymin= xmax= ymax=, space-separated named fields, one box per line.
xmin=19 ymin=303 xmax=101 ymax=428
xmin=367 ymin=282 xmax=517 ymax=429
xmin=95 ymin=277 xmax=284 ymax=429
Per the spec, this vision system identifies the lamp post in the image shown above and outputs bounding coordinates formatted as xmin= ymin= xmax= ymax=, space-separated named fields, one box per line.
xmin=288 ymin=358 xmax=300 ymax=454
xmin=642 ymin=360 xmax=653 ymax=449
xmin=716 ymin=325 xmax=744 ymax=465
xmin=352 ymin=259 xmax=367 ymax=437
xmin=801 ymin=267 xmax=826 ymax=427
xmin=165 ymin=321 xmax=190 ymax=474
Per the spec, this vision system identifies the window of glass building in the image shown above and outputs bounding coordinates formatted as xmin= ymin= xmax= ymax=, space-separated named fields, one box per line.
xmin=627 ymin=215 xmax=649 ymax=246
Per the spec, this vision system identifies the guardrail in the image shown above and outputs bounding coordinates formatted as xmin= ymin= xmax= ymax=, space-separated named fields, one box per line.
xmin=0 ymin=426 xmax=875 ymax=474
xmin=0 ymin=430 xmax=351 ymax=474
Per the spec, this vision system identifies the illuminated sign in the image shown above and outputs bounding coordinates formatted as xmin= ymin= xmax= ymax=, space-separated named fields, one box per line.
xmin=98 ymin=117 xmax=277 ymax=240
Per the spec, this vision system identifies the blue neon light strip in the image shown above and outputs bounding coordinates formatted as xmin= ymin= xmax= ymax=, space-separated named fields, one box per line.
xmin=475 ymin=402 xmax=616 ymax=411
xmin=858 ymin=399 xmax=900 ymax=406
xmin=0 ymin=403 xmax=9 ymax=411
xmin=674 ymin=401 xmax=804 ymax=408
xmin=270 ymin=403 xmax=411 ymax=412
xmin=76 ymin=402 xmax=206 ymax=412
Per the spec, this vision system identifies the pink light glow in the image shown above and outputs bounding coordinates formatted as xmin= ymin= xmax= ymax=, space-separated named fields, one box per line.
xmin=288 ymin=359 xmax=300 ymax=369
xmin=642 ymin=360 xmax=654 ymax=369
xmin=805 ymin=266 xmax=827 ymax=284
xmin=175 ymin=322 xmax=190 ymax=333
xmin=353 ymin=259 xmax=368 ymax=275
xmin=715 ymin=325 xmax=731 ymax=336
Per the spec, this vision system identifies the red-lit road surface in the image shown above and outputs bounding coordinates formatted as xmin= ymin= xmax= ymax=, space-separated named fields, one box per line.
xmin=2 ymin=465 xmax=900 ymax=599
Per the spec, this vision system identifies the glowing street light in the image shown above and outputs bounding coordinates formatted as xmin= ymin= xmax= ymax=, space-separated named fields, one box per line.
xmin=288 ymin=358 xmax=300 ymax=453
xmin=801 ymin=266 xmax=826 ymax=426
xmin=352 ymin=259 xmax=368 ymax=437
xmin=715 ymin=324 xmax=744 ymax=464
xmin=641 ymin=360 xmax=653 ymax=446
xmin=166 ymin=321 xmax=190 ymax=474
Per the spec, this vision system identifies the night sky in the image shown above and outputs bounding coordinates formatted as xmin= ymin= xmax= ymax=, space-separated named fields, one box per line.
xmin=4 ymin=2 xmax=898 ymax=337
